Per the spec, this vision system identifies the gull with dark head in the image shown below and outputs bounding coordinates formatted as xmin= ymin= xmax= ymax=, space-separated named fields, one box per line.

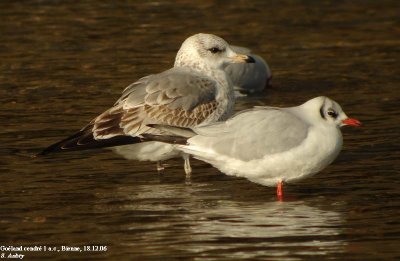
xmin=144 ymin=96 xmax=361 ymax=200
xmin=38 ymin=33 xmax=255 ymax=175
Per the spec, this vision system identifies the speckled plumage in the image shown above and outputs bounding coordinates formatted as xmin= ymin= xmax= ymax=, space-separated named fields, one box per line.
xmin=40 ymin=33 xmax=254 ymax=174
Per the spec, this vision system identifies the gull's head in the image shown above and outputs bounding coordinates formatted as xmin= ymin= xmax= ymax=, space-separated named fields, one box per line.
xmin=300 ymin=96 xmax=361 ymax=128
xmin=174 ymin=33 xmax=255 ymax=70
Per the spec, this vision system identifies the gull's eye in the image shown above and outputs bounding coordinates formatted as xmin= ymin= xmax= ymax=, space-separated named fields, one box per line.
xmin=327 ymin=109 xmax=338 ymax=118
xmin=208 ymin=47 xmax=222 ymax=54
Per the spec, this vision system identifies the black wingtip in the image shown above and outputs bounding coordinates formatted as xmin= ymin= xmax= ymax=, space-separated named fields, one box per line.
xmin=36 ymin=130 xmax=87 ymax=156
xmin=36 ymin=150 xmax=49 ymax=157
xmin=36 ymin=144 xmax=60 ymax=157
xmin=38 ymin=131 xmax=143 ymax=156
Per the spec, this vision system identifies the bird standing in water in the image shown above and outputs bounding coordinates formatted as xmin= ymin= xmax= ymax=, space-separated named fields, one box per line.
xmin=143 ymin=96 xmax=361 ymax=200
xmin=38 ymin=33 xmax=255 ymax=176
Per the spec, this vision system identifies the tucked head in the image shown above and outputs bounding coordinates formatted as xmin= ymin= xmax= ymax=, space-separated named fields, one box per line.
xmin=174 ymin=33 xmax=254 ymax=70
xmin=300 ymin=96 xmax=361 ymax=128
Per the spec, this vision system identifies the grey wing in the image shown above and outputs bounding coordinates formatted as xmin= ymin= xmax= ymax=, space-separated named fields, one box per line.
xmin=92 ymin=68 xmax=219 ymax=139
xmin=191 ymin=108 xmax=309 ymax=161
xmin=39 ymin=68 xmax=220 ymax=154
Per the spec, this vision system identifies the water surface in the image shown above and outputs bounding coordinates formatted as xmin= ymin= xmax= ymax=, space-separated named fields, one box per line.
xmin=1 ymin=1 xmax=399 ymax=260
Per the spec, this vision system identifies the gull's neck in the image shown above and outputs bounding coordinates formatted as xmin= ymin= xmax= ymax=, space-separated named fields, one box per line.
xmin=174 ymin=61 xmax=235 ymax=122
xmin=210 ymin=68 xmax=235 ymax=121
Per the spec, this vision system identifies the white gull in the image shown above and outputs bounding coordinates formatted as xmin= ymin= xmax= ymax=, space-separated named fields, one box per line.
xmin=144 ymin=96 xmax=361 ymax=200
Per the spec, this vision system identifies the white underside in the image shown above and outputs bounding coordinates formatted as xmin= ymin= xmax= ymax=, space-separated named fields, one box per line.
xmin=112 ymin=141 xmax=181 ymax=162
xmin=179 ymin=125 xmax=343 ymax=187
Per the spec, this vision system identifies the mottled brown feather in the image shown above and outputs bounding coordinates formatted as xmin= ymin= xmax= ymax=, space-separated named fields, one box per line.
xmin=93 ymin=107 xmax=125 ymax=137
xmin=91 ymin=100 xmax=218 ymax=139
xmin=143 ymin=101 xmax=218 ymax=127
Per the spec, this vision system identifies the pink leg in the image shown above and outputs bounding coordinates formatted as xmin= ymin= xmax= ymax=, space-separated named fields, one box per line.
xmin=277 ymin=180 xmax=283 ymax=201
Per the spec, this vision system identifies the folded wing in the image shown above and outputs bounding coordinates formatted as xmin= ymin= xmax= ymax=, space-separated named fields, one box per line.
xmin=39 ymin=68 xmax=219 ymax=155
xmin=188 ymin=108 xmax=310 ymax=161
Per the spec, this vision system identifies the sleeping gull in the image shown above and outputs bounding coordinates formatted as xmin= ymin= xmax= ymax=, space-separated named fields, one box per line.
xmin=38 ymin=33 xmax=255 ymax=175
xmin=225 ymin=45 xmax=271 ymax=95
xmin=143 ymin=96 xmax=361 ymax=200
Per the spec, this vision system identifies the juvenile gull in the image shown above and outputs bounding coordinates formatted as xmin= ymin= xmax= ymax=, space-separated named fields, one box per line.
xmin=225 ymin=45 xmax=271 ymax=95
xmin=39 ymin=33 xmax=254 ymax=175
xmin=144 ymin=96 xmax=361 ymax=199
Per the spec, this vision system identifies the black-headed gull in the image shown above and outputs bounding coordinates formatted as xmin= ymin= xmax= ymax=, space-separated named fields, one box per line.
xmin=225 ymin=45 xmax=271 ymax=95
xmin=38 ymin=33 xmax=255 ymax=175
xmin=144 ymin=96 xmax=361 ymax=200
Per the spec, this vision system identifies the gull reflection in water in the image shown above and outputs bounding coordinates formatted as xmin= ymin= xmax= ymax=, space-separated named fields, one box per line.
xmin=185 ymin=200 xmax=346 ymax=259
xmin=98 ymin=182 xmax=346 ymax=259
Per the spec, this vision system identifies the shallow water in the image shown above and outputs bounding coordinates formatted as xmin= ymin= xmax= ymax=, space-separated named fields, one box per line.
xmin=1 ymin=0 xmax=399 ymax=260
